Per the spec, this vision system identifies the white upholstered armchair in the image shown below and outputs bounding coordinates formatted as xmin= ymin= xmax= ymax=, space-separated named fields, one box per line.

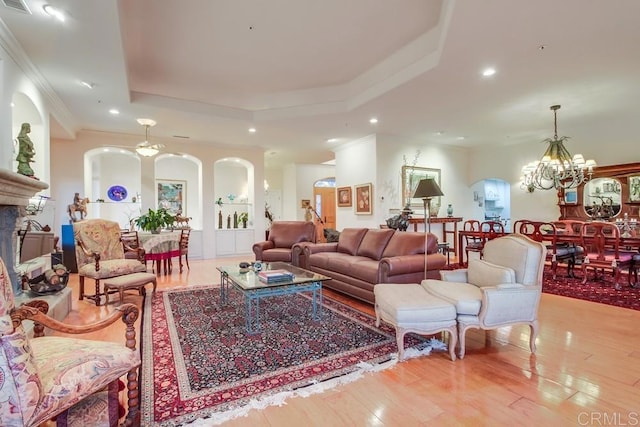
xmin=422 ymin=234 xmax=546 ymax=359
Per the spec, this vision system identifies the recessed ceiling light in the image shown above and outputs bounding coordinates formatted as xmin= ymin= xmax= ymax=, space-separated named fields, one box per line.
xmin=326 ymin=138 xmax=338 ymax=143
xmin=248 ymin=127 xmax=256 ymax=133
xmin=482 ymin=67 xmax=496 ymax=77
xmin=457 ymin=136 xmax=465 ymax=140
xmin=109 ymin=109 xmax=119 ymax=115
xmin=435 ymin=131 xmax=444 ymax=136
xmin=369 ymin=117 xmax=378 ymax=124
xmin=80 ymin=81 xmax=94 ymax=89
xmin=43 ymin=5 xmax=65 ymax=22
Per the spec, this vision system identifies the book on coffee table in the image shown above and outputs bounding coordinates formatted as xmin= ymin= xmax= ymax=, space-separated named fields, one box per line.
xmin=258 ymin=269 xmax=295 ymax=283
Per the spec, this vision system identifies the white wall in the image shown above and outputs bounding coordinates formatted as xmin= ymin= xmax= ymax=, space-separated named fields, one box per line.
xmin=51 ymin=130 xmax=265 ymax=260
xmin=334 ymin=135 xmax=378 ymax=228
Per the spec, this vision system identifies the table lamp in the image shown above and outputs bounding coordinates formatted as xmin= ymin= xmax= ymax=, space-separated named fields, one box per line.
xmin=412 ymin=178 xmax=444 ymax=233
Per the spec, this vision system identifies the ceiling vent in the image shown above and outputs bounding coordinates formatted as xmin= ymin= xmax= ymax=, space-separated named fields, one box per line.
xmin=1 ymin=0 xmax=31 ymax=14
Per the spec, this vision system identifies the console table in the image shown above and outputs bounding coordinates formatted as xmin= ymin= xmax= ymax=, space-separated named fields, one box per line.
xmin=409 ymin=216 xmax=463 ymax=257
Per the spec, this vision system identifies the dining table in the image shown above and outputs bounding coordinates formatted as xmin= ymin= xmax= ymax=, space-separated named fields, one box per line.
xmin=139 ymin=231 xmax=181 ymax=274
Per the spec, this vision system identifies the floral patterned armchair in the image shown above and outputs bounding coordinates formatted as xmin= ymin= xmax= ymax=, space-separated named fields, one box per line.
xmin=0 ymin=256 xmax=141 ymax=426
xmin=74 ymin=219 xmax=147 ymax=305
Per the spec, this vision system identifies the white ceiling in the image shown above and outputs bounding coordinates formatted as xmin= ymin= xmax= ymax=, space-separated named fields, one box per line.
xmin=1 ymin=0 xmax=640 ymax=169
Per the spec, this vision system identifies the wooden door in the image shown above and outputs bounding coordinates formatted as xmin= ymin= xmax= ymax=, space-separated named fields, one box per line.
xmin=313 ymin=187 xmax=336 ymax=242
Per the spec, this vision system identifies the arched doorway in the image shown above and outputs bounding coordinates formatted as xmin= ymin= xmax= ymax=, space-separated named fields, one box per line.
xmin=313 ymin=177 xmax=336 ymax=242
xmin=470 ymin=178 xmax=511 ymax=230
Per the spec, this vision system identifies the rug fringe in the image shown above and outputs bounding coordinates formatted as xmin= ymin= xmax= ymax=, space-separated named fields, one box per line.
xmin=184 ymin=339 xmax=445 ymax=426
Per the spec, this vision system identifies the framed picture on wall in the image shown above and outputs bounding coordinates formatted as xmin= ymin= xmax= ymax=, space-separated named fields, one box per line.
xmin=630 ymin=176 xmax=640 ymax=202
xmin=157 ymin=180 xmax=186 ymax=215
xmin=337 ymin=186 xmax=352 ymax=207
xmin=401 ymin=166 xmax=441 ymax=208
xmin=354 ymin=183 xmax=372 ymax=215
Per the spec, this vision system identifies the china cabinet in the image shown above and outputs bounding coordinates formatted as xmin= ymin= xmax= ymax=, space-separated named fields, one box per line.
xmin=558 ymin=162 xmax=640 ymax=220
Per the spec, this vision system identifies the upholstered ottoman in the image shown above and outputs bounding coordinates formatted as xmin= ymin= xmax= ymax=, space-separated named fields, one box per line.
xmin=374 ymin=283 xmax=458 ymax=361
xmin=103 ymin=272 xmax=157 ymax=305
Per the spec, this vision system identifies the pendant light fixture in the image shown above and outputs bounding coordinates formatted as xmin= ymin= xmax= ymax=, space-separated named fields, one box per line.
xmin=135 ymin=118 xmax=164 ymax=157
xmin=520 ymin=105 xmax=596 ymax=192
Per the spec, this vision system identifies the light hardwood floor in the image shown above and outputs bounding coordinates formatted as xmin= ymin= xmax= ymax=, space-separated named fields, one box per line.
xmin=50 ymin=257 xmax=640 ymax=426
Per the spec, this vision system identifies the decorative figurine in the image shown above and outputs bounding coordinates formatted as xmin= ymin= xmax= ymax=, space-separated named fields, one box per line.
xmin=218 ymin=210 xmax=223 ymax=229
xmin=227 ymin=214 xmax=231 ymax=229
xmin=15 ymin=122 xmax=37 ymax=178
xmin=233 ymin=211 xmax=238 ymax=228
xmin=68 ymin=192 xmax=89 ymax=222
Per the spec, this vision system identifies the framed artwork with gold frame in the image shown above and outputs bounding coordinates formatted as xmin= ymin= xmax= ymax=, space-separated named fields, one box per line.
xmin=337 ymin=186 xmax=352 ymax=207
xmin=354 ymin=183 xmax=372 ymax=215
xmin=401 ymin=166 xmax=441 ymax=208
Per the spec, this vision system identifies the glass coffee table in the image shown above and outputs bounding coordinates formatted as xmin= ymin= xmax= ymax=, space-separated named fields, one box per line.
xmin=216 ymin=262 xmax=330 ymax=334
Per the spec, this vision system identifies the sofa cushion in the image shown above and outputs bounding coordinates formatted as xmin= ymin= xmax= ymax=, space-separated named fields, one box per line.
xmin=356 ymin=229 xmax=395 ymax=260
xmin=337 ymin=228 xmax=368 ymax=256
xmin=348 ymin=259 xmax=382 ymax=284
xmin=467 ymin=259 xmax=516 ymax=288
xmin=327 ymin=255 xmax=372 ymax=277
xmin=381 ymin=232 xmax=428 ymax=258
xmin=308 ymin=252 xmax=344 ymax=270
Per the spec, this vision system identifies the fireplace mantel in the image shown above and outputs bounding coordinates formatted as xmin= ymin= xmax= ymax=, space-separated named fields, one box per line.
xmin=0 ymin=168 xmax=49 ymax=206
xmin=0 ymin=168 xmax=49 ymax=294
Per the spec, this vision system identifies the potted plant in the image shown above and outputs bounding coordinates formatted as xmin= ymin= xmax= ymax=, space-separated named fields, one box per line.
xmin=238 ymin=212 xmax=249 ymax=228
xmin=134 ymin=208 xmax=176 ymax=233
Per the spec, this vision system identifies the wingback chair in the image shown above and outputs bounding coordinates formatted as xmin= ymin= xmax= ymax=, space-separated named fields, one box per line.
xmin=74 ymin=219 xmax=147 ymax=305
xmin=253 ymin=221 xmax=316 ymax=265
xmin=422 ymin=234 xmax=546 ymax=359
xmin=0 ymin=256 xmax=141 ymax=426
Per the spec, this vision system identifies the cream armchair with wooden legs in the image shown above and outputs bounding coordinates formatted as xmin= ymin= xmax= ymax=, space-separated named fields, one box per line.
xmin=422 ymin=234 xmax=546 ymax=359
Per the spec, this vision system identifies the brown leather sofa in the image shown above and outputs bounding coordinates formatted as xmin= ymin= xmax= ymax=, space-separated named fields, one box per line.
xmin=253 ymin=221 xmax=316 ymax=265
xmin=299 ymin=228 xmax=446 ymax=304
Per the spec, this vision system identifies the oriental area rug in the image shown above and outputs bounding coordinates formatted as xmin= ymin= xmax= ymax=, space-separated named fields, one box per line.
xmin=140 ymin=285 xmax=444 ymax=426
xmin=541 ymin=265 xmax=640 ymax=311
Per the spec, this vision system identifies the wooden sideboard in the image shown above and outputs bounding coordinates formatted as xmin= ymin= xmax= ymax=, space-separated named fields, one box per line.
xmin=558 ymin=162 xmax=640 ymax=220
xmin=408 ymin=216 xmax=463 ymax=256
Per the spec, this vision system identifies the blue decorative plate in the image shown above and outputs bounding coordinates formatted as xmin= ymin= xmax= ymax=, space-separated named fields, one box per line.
xmin=107 ymin=185 xmax=127 ymax=202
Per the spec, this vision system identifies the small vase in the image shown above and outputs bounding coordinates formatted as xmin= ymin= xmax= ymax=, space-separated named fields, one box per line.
xmin=447 ymin=204 xmax=453 ymax=217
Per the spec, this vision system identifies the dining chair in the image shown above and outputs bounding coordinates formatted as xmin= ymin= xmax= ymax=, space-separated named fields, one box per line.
xmin=514 ymin=220 xmax=578 ymax=279
xmin=178 ymin=228 xmax=191 ymax=273
xmin=580 ymin=222 xmax=634 ymax=290
xmin=120 ymin=229 xmax=144 ymax=262
xmin=462 ymin=219 xmax=482 ymax=266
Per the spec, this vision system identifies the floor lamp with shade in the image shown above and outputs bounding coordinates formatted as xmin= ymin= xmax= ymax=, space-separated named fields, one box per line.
xmin=412 ymin=178 xmax=444 ymax=278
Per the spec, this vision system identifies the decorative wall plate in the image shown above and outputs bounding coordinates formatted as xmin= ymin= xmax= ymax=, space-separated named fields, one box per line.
xmin=107 ymin=185 xmax=127 ymax=202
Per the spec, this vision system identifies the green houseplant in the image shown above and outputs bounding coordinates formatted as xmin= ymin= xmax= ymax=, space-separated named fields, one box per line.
xmin=134 ymin=208 xmax=176 ymax=233
xmin=238 ymin=212 xmax=249 ymax=228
